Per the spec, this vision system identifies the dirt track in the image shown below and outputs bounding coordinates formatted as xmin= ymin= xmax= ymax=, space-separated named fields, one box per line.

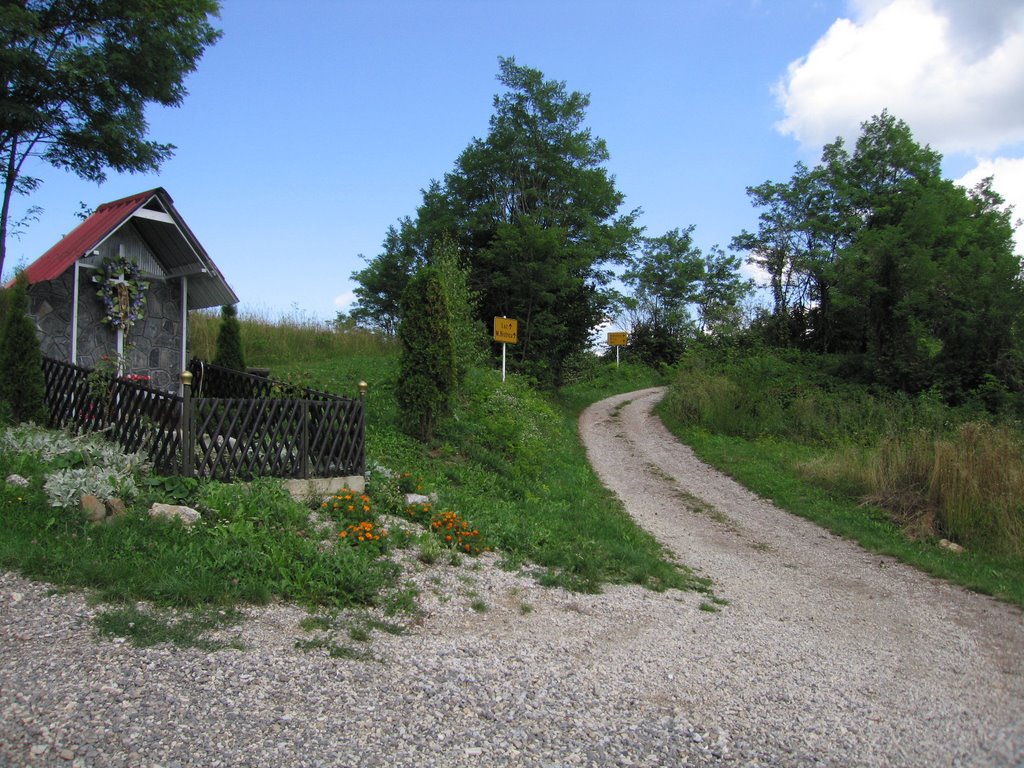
xmin=578 ymin=387 xmax=1024 ymax=766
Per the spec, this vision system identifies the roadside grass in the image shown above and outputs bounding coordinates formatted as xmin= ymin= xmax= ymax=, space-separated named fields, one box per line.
xmin=656 ymin=408 xmax=1024 ymax=609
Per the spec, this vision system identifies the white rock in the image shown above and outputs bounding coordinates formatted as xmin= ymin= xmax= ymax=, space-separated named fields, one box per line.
xmin=5 ymin=474 xmax=29 ymax=487
xmin=148 ymin=503 xmax=200 ymax=526
xmin=405 ymin=493 xmax=437 ymax=506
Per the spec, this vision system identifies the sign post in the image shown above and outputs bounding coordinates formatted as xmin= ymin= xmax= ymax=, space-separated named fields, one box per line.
xmin=607 ymin=331 xmax=628 ymax=368
xmin=493 ymin=317 xmax=518 ymax=381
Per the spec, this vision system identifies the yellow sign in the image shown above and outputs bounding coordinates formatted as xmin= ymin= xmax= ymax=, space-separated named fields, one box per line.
xmin=607 ymin=331 xmax=628 ymax=347
xmin=494 ymin=317 xmax=518 ymax=344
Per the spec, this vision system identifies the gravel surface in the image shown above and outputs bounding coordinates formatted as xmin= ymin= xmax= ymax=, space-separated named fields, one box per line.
xmin=2 ymin=387 xmax=1023 ymax=767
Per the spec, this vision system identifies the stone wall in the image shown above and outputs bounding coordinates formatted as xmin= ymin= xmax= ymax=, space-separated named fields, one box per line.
xmin=29 ymin=268 xmax=185 ymax=393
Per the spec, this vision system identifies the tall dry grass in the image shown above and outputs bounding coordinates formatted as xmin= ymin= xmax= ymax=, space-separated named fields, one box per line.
xmin=926 ymin=423 xmax=1024 ymax=554
xmin=188 ymin=306 xmax=395 ymax=366
xmin=808 ymin=423 xmax=1024 ymax=555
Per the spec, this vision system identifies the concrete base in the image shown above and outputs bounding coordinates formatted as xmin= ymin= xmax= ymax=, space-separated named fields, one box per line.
xmin=284 ymin=475 xmax=365 ymax=501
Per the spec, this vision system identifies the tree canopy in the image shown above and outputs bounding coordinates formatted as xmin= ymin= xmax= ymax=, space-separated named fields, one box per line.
xmin=351 ymin=57 xmax=639 ymax=384
xmin=0 ymin=0 xmax=222 ymax=278
xmin=618 ymin=227 xmax=752 ymax=366
xmin=733 ymin=111 xmax=1023 ymax=398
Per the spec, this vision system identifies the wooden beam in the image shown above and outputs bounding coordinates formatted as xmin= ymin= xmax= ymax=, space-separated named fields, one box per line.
xmin=131 ymin=208 xmax=175 ymax=224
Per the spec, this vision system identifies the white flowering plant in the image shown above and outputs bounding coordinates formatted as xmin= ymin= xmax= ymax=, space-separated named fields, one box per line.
xmin=1 ymin=424 xmax=149 ymax=507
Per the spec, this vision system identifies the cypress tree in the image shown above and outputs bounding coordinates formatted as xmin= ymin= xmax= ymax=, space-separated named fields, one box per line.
xmin=0 ymin=274 xmax=47 ymax=424
xmin=397 ymin=267 xmax=455 ymax=442
xmin=213 ymin=303 xmax=246 ymax=371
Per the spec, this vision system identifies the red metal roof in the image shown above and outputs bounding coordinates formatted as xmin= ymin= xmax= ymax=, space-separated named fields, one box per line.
xmin=20 ymin=188 xmax=166 ymax=284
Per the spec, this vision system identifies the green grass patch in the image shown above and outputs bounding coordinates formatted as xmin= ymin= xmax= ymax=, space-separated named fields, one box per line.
xmin=0 ymin=444 xmax=403 ymax=615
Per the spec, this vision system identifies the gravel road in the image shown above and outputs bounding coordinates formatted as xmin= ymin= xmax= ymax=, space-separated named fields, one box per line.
xmin=1 ymin=387 xmax=1022 ymax=767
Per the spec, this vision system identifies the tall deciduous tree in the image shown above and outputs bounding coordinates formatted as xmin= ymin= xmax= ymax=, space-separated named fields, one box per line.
xmin=619 ymin=227 xmax=703 ymax=365
xmin=620 ymin=227 xmax=752 ymax=365
xmin=0 ymin=0 xmax=222 ymax=278
xmin=349 ymin=220 xmax=425 ymax=336
xmin=447 ymin=58 xmax=639 ymax=383
xmin=733 ymin=111 xmax=1023 ymax=398
xmin=351 ymin=57 xmax=639 ymax=384
xmin=694 ymin=245 xmax=753 ymax=335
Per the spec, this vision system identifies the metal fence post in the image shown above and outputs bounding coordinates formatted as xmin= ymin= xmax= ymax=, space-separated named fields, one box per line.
xmin=358 ymin=380 xmax=367 ymax=477
xmin=180 ymin=370 xmax=194 ymax=477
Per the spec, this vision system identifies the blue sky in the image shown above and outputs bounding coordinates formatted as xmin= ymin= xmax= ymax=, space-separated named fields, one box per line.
xmin=6 ymin=0 xmax=1023 ymax=322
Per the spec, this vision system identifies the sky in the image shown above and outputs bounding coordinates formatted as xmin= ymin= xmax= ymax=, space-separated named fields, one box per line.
xmin=5 ymin=0 xmax=1024 ymax=324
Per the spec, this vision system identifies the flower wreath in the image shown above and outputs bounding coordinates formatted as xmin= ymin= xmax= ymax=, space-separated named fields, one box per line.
xmin=93 ymin=254 xmax=149 ymax=332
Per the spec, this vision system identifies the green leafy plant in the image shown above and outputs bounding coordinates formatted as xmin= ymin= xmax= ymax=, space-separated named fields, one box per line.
xmin=429 ymin=509 xmax=488 ymax=555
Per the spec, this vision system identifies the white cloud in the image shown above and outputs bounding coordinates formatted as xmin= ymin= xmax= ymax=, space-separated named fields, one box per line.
xmin=775 ymin=0 xmax=1024 ymax=155
xmin=332 ymin=290 xmax=355 ymax=310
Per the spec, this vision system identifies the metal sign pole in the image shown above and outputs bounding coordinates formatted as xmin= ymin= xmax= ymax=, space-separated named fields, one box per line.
xmin=502 ymin=342 xmax=507 ymax=382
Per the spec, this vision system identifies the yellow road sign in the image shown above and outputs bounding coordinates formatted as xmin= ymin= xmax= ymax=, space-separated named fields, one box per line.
xmin=494 ymin=317 xmax=518 ymax=344
xmin=607 ymin=331 xmax=628 ymax=347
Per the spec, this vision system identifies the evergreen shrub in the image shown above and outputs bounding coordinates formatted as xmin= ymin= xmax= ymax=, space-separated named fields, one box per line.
xmin=0 ymin=274 xmax=47 ymax=424
xmin=213 ymin=303 xmax=246 ymax=371
xmin=396 ymin=267 xmax=455 ymax=441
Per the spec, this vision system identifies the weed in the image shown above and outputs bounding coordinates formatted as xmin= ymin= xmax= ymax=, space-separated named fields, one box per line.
xmin=94 ymin=604 xmax=243 ymax=650
xmin=417 ymin=533 xmax=443 ymax=564
xmin=382 ymin=583 xmax=420 ymax=616
xmin=348 ymin=624 xmax=371 ymax=642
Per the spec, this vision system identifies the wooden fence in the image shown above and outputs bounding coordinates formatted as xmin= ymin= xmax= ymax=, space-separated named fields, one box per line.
xmin=41 ymin=357 xmax=365 ymax=481
xmin=42 ymin=357 xmax=183 ymax=473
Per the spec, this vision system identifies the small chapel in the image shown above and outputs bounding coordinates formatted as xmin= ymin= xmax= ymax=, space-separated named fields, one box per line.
xmin=16 ymin=188 xmax=237 ymax=392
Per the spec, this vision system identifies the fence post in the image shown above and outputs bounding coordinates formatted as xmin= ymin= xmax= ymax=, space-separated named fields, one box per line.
xmin=358 ymin=380 xmax=367 ymax=477
xmin=301 ymin=400 xmax=309 ymax=479
xmin=180 ymin=370 xmax=194 ymax=477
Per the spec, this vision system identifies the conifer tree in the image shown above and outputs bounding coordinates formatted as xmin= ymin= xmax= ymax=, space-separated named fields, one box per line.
xmin=213 ymin=304 xmax=246 ymax=371
xmin=397 ymin=267 xmax=455 ymax=442
xmin=0 ymin=274 xmax=47 ymax=424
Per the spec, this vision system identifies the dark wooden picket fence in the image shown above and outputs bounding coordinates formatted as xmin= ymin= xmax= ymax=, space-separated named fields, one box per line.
xmin=41 ymin=356 xmax=365 ymax=481
xmin=42 ymin=357 xmax=183 ymax=473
